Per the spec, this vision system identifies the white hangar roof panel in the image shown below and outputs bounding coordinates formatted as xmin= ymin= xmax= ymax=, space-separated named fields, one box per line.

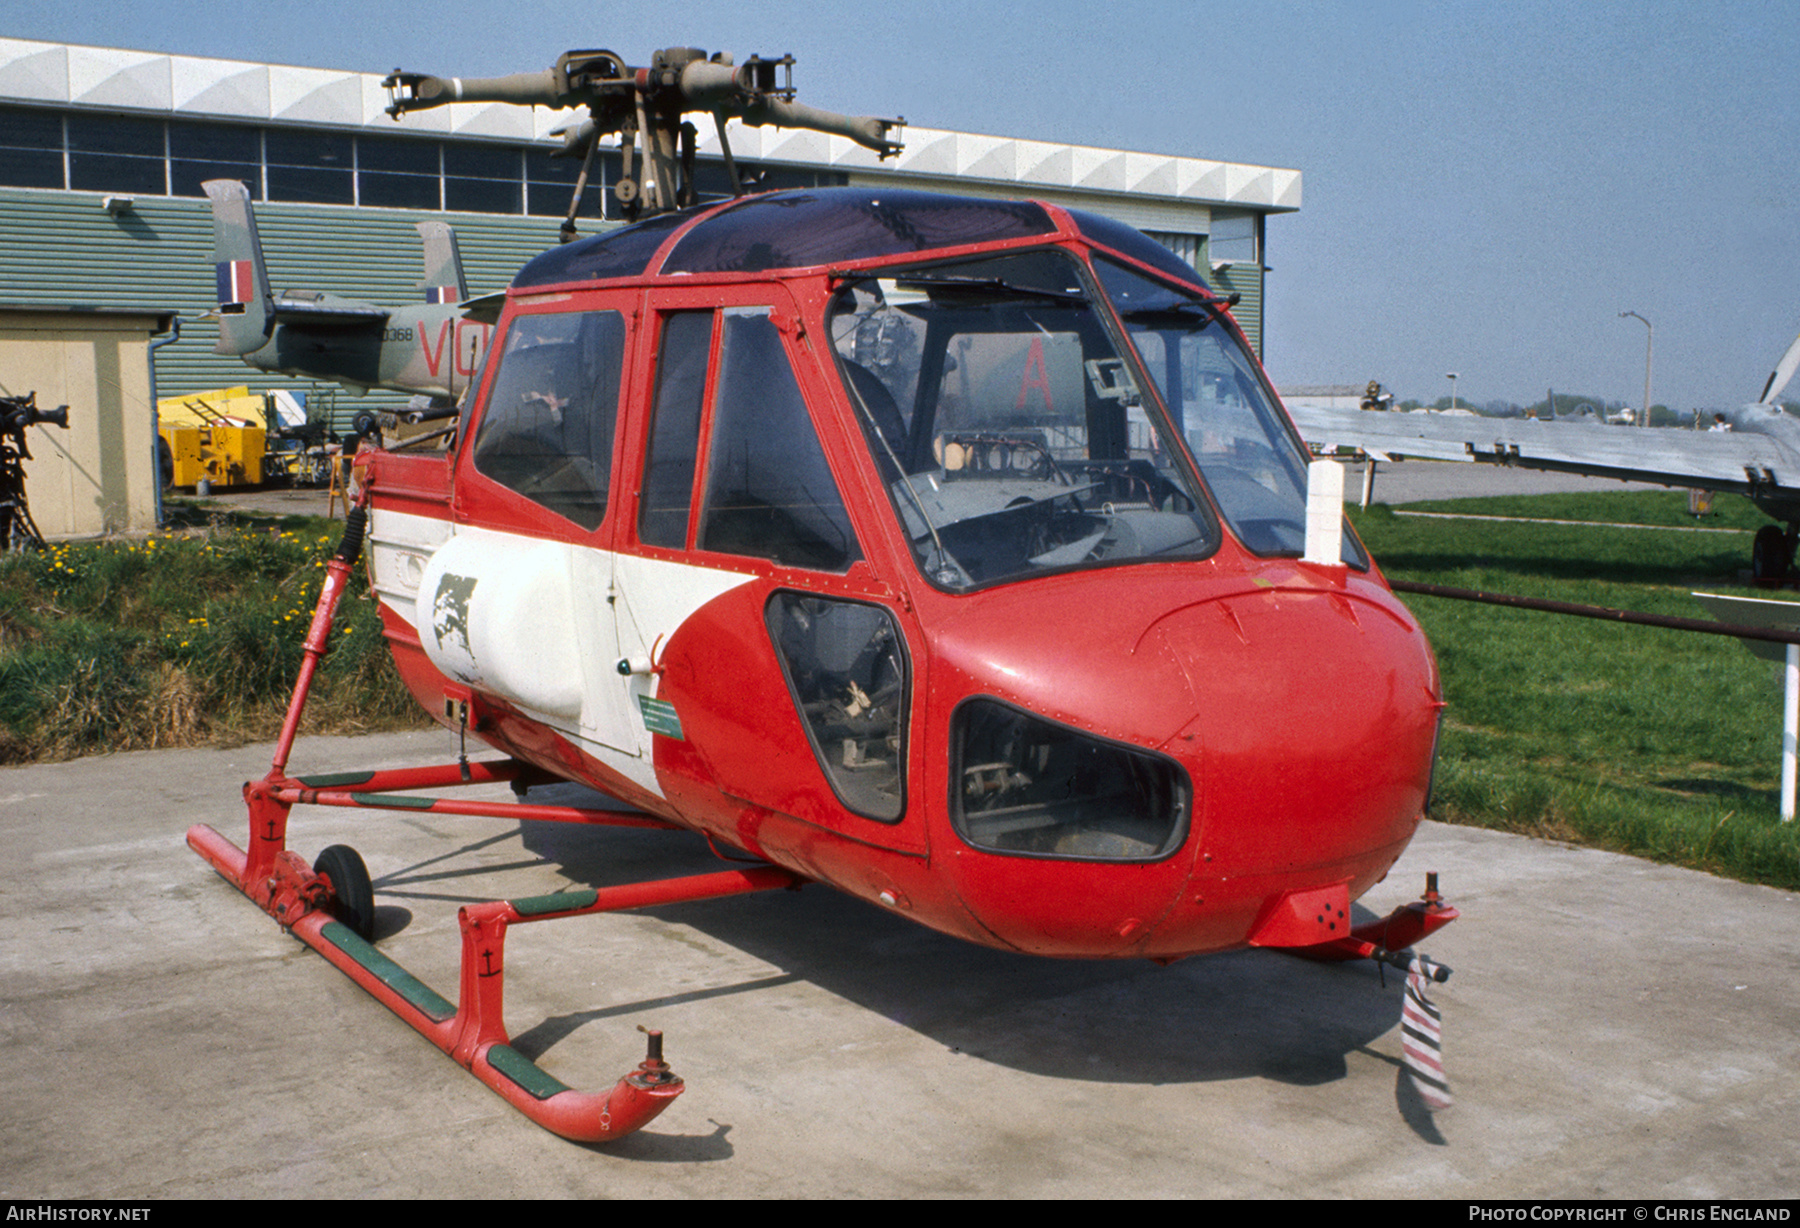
xmin=66 ymin=45 xmax=174 ymax=111
xmin=0 ymin=37 xmax=1299 ymax=213
xmin=170 ymin=57 xmax=269 ymax=118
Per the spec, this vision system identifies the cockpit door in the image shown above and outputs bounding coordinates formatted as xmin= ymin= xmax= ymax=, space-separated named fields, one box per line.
xmin=452 ymin=300 xmax=649 ymax=768
xmin=610 ymin=287 xmax=923 ymax=855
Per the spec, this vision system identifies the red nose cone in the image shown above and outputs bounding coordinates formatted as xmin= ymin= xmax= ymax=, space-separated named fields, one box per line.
xmin=929 ymin=566 xmax=1440 ymax=959
xmin=1147 ymin=574 xmax=1441 ymax=955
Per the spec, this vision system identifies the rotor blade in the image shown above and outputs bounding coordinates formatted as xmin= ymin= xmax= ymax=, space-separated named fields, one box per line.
xmin=739 ymin=97 xmax=903 ymax=157
xmin=385 ymin=68 xmax=566 ymax=114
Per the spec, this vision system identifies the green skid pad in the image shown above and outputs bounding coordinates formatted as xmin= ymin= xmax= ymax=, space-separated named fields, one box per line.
xmin=296 ymin=770 xmax=377 ymax=788
xmin=349 ymin=792 xmax=438 ymax=810
xmin=511 ymin=889 xmax=600 ymax=917
xmin=486 ymin=1044 xmax=571 ymax=1100
xmin=318 ymin=921 xmax=455 ymax=1022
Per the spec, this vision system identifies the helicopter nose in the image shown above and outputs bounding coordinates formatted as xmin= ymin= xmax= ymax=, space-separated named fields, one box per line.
xmin=1146 ymin=575 xmax=1442 ymax=953
xmin=928 ymin=568 xmax=1438 ymax=959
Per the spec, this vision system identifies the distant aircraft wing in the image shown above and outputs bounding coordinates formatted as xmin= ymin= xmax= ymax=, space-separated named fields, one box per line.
xmin=1286 ymin=404 xmax=1800 ymax=501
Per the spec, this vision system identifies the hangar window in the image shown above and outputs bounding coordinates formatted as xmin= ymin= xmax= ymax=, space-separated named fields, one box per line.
xmin=0 ymin=110 xmax=857 ymax=219
xmin=472 ymin=310 xmax=625 ymax=531
xmin=170 ymin=121 xmax=260 ymax=198
xmin=266 ymin=129 xmax=353 ymax=205
xmin=525 ymin=147 xmax=617 ymax=220
xmin=0 ymin=107 xmax=63 ymax=190
xmin=447 ymin=145 xmax=522 ymax=215
xmin=359 ymin=134 xmax=440 ymax=210
xmin=1207 ymin=212 xmax=1259 ymax=265
xmin=68 ymin=114 xmax=165 ymax=195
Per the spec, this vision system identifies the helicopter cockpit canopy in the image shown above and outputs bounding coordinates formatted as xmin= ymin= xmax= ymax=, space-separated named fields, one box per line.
xmin=497 ymin=187 xmax=1355 ymax=584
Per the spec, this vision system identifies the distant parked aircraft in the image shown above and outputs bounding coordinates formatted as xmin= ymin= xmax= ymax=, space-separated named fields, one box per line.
xmin=204 ymin=179 xmax=502 ymax=401
xmin=1287 ymin=327 xmax=1800 ymax=581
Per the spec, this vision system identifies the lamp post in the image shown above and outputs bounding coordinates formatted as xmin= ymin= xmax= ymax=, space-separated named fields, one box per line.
xmin=1620 ymin=311 xmax=1653 ymax=428
xmin=1446 ymin=372 xmax=1459 ymax=411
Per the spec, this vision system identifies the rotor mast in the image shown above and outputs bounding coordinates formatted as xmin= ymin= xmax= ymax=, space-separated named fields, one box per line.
xmin=383 ymin=47 xmax=905 ymax=235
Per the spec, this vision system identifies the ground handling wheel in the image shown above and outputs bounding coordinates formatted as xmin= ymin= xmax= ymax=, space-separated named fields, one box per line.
xmin=313 ymin=844 xmax=375 ymax=941
xmin=1752 ymin=524 xmax=1790 ymax=587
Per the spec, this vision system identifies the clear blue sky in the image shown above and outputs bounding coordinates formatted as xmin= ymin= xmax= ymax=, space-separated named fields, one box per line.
xmin=10 ymin=0 xmax=1797 ymax=412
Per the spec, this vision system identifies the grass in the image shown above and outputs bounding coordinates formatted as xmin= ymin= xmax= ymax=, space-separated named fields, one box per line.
xmin=0 ymin=503 xmax=421 ymax=763
xmin=1351 ymin=490 xmax=1800 ymax=890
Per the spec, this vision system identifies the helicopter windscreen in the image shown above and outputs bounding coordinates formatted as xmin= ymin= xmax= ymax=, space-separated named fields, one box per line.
xmin=1091 ymin=256 xmax=1361 ymax=564
xmin=829 ymin=251 xmax=1219 ymax=592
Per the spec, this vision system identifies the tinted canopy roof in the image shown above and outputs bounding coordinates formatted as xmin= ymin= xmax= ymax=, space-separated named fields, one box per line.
xmin=512 ymin=188 xmax=1058 ymax=288
xmin=1064 ymin=207 xmax=1212 ymax=293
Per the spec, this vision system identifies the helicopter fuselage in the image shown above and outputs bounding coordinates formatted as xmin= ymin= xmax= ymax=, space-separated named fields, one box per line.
xmin=360 ymin=187 xmax=1442 ymax=962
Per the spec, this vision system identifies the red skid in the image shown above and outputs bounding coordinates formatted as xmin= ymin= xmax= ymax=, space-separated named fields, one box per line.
xmin=190 ymin=816 xmax=800 ymax=1142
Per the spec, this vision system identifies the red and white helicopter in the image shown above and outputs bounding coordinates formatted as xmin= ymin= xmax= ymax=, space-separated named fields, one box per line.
xmin=189 ymin=48 xmax=1457 ymax=1143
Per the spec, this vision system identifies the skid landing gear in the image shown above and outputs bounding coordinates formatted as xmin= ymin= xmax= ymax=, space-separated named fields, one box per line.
xmin=189 ymin=798 xmax=796 ymax=1143
xmin=188 ymin=499 xmax=803 ymax=1142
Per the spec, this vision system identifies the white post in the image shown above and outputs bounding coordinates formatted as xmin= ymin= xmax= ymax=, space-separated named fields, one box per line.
xmin=1785 ymin=643 xmax=1797 ymax=822
xmin=1360 ymin=458 xmax=1377 ymax=509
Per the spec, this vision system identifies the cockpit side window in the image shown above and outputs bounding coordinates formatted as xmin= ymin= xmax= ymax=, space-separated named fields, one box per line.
xmin=471 ymin=310 xmax=624 ymax=531
xmin=698 ymin=310 xmax=862 ymax=571
xmin=638 ymin=311 xmax=714 ymax=549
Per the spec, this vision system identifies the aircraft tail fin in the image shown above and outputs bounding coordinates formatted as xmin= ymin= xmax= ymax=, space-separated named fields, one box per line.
xmin=203 ymin=179 xmax=274 ymax=356
xmin=1759 ymin=325 xmax=1800 ymax=406
xmin=415 ymin=221 xmax=469 ymax=305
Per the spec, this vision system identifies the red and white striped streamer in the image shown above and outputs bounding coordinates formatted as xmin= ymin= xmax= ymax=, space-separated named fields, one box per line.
xmin=1401 ymin=955 xmax=1451 ymax=1111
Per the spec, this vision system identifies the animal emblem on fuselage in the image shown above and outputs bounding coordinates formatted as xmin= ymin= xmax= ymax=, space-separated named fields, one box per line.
xmin=430 ymin=573 xmax=478 ymax=659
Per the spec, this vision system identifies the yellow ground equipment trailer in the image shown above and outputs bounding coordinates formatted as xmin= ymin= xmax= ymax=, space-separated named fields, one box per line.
xmin=157 ymin=387 xmax=269 ymax=489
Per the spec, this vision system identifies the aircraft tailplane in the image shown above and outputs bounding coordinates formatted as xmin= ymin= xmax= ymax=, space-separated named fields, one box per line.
xmin=203 ymin=179 xmax=274 ymax=356
xmin=415 ymin=221 xmax=469 ymax=305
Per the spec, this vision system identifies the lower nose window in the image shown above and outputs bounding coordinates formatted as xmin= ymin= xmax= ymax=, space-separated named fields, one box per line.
xmin=952 ymin=699 xmax=1188 ymax=860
